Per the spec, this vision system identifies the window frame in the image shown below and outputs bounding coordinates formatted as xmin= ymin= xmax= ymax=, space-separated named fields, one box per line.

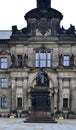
xmin=63 ymin=98 xmax=68 ymax=109
xmin=35 ymin=51 xmax=51 ymax=68
xmin=0 ymin=57 xmax=8 ymax=69
xmin=1 ymin=96 xmax=8 ymax=108
xmin=63 ymin=55 xmax=70 ymax=67
xmin=17 ymin=97 xmax=22 ymax=108
xmin=1 ymin=78 xmax=8 ymax=89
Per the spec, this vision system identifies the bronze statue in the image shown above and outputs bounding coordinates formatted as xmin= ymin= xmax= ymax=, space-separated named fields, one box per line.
xmin=36 ymin=68 xmax=49 ymax=86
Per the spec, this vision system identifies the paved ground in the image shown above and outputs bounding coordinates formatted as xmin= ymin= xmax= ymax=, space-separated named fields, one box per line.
xmin=0 ymin=118 xmax=76 ymax=130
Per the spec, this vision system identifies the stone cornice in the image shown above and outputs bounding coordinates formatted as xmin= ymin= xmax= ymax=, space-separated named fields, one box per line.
xmin=8 ymin=68 xmax=30 ymax=72
xmin=57 ymin=68 xmax=76 ymax=72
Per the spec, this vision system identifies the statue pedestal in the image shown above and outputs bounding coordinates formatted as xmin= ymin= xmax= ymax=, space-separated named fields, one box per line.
xmin=25 ymin=86 xmax=57 ymax=123
xmin=31 ymin=86 xmax=51 ymax=116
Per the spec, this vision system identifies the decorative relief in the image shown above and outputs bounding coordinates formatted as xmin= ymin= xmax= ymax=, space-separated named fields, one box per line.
xmin=34 ymin=44 xmax=51 ymax=52
xmin=0 ymin=49 xmax=10 ymax=55
xmin=37 ymin=18 xmax=51 ymax=35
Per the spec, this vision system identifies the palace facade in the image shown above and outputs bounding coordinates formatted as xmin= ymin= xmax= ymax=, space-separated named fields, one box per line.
xmin=0 ymin=0 xmax=76 ymax=116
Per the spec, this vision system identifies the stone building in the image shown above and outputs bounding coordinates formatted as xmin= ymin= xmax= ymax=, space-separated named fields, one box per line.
xmin=0 ymin=0 xmax=76 ymax=116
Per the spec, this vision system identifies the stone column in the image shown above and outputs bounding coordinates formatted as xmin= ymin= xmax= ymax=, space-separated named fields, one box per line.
xmin=70 ymin=78 xmax=75 ymax=90
xmin=11 ymin=78 xmax=16 ymax=110
xmin=54 ymin=89 xmax=58 ymax=113
xmin=71 ymin=88 xmax=76 ymax=111
xmin=23 ymin=78 xmax=28 ymax=111
xmin=58 ymin=78 xmax=63 ymax=111
xmin=70 ymin=78 xmax=76 ymax=111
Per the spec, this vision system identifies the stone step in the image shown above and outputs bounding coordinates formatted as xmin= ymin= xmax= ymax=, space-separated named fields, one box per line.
xmin=24 ymin=116 xmax=57 ymax=123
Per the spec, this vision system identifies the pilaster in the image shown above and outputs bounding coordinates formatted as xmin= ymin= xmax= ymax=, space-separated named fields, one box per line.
xmin=70 ymin=78 xmax=76 ymax=111
xmin=54 ymin=88 xmax=58 ymax=113
xmin=11 ymin=78 xmax=16 ymax=110
xmin=23 ymin=78 xmax=28 ymax=111
xmin=58 ymin=78 xmax=63 ymax=111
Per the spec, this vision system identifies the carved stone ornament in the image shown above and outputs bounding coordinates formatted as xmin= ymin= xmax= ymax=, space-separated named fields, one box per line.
xmin=11 ymin=54 xmax=16 ymax=68
xmin=38 ymin=18 xmax=50 ymax=35
xmin=34 ymin=45 xmax=51 ymax=52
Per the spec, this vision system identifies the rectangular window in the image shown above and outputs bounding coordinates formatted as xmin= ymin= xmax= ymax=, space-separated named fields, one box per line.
xmin=47 ymin=52 xmax=51 ymax=67
xmin=40 ymin=52 xmax=46 ymax=67
xmin=63 ymin=56 xmax=70 ymax=67
xmin=17 ymin=97 xmax=22 ymax=108
xmin=17 ymin=55 xmax=23 ymax=67
xmin=1 ymin=58 xmax=8 ymax=69
xmin=1 ymin=78 xmax=7 ymax=88
xmin=35 ymin=51 xmax=51 ymax=68
xmin=63 ymin=98 xmax=68 ymax=108
xmin=1 ymin=96 xmax=7 ymax=108
xmin=35 ymin=52 xmax=39 ymax=67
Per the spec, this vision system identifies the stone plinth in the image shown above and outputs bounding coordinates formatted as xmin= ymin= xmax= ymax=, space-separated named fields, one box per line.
xmin=25 ymin=86 xmax=57 ymax=123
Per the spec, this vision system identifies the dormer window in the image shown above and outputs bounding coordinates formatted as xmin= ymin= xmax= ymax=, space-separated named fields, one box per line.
xmin=35 ymin=51 xmax=51 ymax=68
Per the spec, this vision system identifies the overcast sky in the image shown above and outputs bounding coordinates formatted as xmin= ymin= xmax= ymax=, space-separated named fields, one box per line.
xmin=0 ymin=0 xmax=76 ymax=30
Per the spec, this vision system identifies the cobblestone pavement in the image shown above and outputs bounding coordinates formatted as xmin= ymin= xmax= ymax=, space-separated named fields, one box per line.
xmin=0 ymin=118 xmax=76 ymax=130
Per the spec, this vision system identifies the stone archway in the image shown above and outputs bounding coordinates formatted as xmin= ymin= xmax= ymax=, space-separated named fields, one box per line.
xmin=29 ymin=71 xmax=58 ymax=114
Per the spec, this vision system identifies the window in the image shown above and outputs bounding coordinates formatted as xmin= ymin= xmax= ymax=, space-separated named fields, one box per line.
xmin=35 ymin=51 xmax=51 ymax=67
xmin=47 ymin=52 xmax=51 ymax=67
xmin=63 ymin=56 xmax=70 ymax=67
xmin=17 ymin=97 xmax=22 ymax=108
xmin=63 ymin=98 xmax=68 ymax=108
xmin=17 ymin=55 xmax=23 ymax=67
xmin=1 ymin=58 xmax=8 ymax=69
xmin=1 ymin=78 xmax=7 ymax=88
xmin=1 ymin=96 xmax=7 ymax=108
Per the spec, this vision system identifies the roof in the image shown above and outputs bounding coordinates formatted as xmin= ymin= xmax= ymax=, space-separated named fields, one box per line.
xmin=25 ymin=8 xmax=63 ymax=20
xmin=0 ymin=30 xmax=12 ymax=39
